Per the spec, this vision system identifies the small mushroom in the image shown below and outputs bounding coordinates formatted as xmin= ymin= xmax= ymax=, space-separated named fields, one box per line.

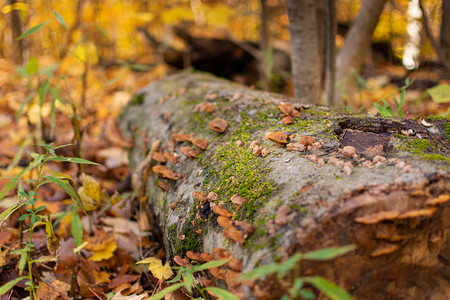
xmin=341 ymin=146 xmax=356 ymax=157
xmin=209 ymin=118 xmax=228 ymax=133
xmin=261 ymin=148 xmax=270 ymax=157
xmin=213 ymin=205 xmax=232 ymax=218
xmin=287 ymin=142 xmax=306 ymax=152
xmin=230 ymin=194 xmax=249 ymax=210
xmin=173 ymin=256 xmax=189 ymax=266
xmin=152 ymin=152 xmax=167 ymax=163
xmin=192 ymin=138 xmax=208 ymax=150
xmin=299 ymin=136 xmax=315 ymax=147
xmin=207 ymin=192 xmax=219 ymax=202
xmin=281 ymin=116 xmax=296 ymax=125
xmin=180 ymin=146 xmax=199 ymax=158
xmin=192 ymin=191 xmax=207 ymax=204
xmin=164 ymin=152 xmax=180 ymax=164
xmin=222 ymin=227 xmax=247 ymax=244
xmin=152 ymin=165 xmax=182 ymax=180
xmin=217 ymin=216 xmax=234 ymax=229
xmin=172 ymin=133 xmax=193 ymax=142
xmin=266 ymin=131 xmax=288 ymax=145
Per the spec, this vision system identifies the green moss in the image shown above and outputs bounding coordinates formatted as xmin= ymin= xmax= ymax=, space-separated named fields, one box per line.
xmin=130 ymin=93 xmax=145 ymax=105
xmin=393 ymin=135 xmax=449 ymax=162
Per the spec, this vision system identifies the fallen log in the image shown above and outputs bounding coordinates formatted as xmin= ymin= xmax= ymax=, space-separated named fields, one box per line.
xmin=119 ymin=72 xmax=450 ymax=299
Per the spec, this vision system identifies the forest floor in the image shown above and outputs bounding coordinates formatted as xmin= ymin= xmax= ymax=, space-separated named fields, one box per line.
xmin=0 ymin=56 xmax=448 ymax=300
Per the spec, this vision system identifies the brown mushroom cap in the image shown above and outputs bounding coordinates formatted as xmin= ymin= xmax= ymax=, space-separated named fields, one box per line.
xmin=173 ymin=255 xmax=189 ymax=267
xmin=217 ymin=216 xmax=234 ymax=229
xmin=299 ymin=136 xmax=315 ymax=146
xmin=180 ymin=146 xmax=199 ymax=158
xmin=192 ymin=191 xmax=207 ymax=204
xmin=152 ymin=165 xmax=182 ymax=180
xmin=230 ymin=194 xmax=249 ymax=210
xmin=222 ymin=227 xmax=246 ymax=244
xmin=208 ymin=118 xmax=228 ymax=133
xmin=212 ymin=205 xmax=232 ymax=218
xmin=266 ymin=131 xmax=288 ymax=144
xmin=192 ymin=138 xmax=208 ymax=150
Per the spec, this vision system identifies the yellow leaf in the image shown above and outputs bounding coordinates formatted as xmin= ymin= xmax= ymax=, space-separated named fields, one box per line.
xmin=45 ymin=218 xmax=61 ymax=259
xmin=89 ymin=239 xmax=117 ymax=262
xmin=136 ymin=257 xmax=173 ymax=281
xmin=78 ymin=174 xmax=101 ymax=211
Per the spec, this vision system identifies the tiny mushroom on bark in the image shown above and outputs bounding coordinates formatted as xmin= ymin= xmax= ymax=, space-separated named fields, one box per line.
xmin=208 ymin=118 xmax=228 ymax=133
xmin=266 ymin=131 xmax=289 ymax=146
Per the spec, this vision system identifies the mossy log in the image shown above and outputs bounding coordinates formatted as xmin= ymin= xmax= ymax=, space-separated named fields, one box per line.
xmin=119 ymin=72 xmax=450 ymax=299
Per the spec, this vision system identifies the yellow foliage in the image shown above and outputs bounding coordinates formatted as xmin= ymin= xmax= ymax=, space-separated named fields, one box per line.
xmin=78 ymin=174 xmax=101 ymax=211
xmin=136 ymin=257 xmax=173 ymax=281
xmin=162 ymin=6 xmax=194 ymax=24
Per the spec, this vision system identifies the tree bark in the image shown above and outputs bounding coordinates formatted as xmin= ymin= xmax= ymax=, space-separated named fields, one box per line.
xmin=119 ymin=72 xmax=450 ymax=299
xmin=9 ymin=0 xmax=24 ymax=65
xmin=441 ymin=0 xmax=450 ymax=63
xmin=325 ymin=0 xmax=337 ymax=106
xmin=336 ymin=0 xmax=387 ymax=104
xmin=286 ymin=0 xmax=322 ymax=104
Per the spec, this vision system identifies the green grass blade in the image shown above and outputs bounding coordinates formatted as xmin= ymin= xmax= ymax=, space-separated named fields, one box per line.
xmin=0 ymin=178 xmax=19 ymax=201
xmin=39 ymin=64 xmax=57 ymax=107
xmin=0 ymin=276 xmax=29 ymax=295
xmin=190 ymin=259 xmax=229 ymax=272
xmin=52 ymin=10 xmax=67 ymax=29
xmin=18 ymin=22 xmax=47 ymax=40
xmin=302 ymin=245 xmax=356 ymax=261
xmin=304 ymin=277 xmax=353 ymax=300
xmin=47 ymin=156 xmax=100 ymax=165
xmin=145 ymin=283 xmax=184 ymax=300
xmin=42 ymin=176 xmax=86 ymax=213
xmin=0 ymin=203 xmax=23 ymax=225
xmin=204 ymin=287 xmax=240 ymax=300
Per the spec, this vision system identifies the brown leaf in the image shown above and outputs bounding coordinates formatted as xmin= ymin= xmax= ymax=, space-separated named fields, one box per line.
xmin=152 ymin=165 xmax=182 ymax=180
xmin=230 ymin=194 xmax=248 ymax=210
xmin=209 ymin=118 xmax=228 ymax=133
xmin=212 ymin=204 xmax=232 ymax=217
xmin=180 ymin=146 xmax=199 ymax=158
xmin=192 ymin=138 xmax=208 ymax=150
xmin=354 ymin=211 xmax=400 ymax=224
xmin=370 ymin=243 xmax=400 ymax=257
xmin=152 ymin=152 xmax=167 ymax=163
xmin=108 ymin=274 xmax=140 ymax=289
xmin=222 ymin=227 xmax=246 ymax=244
xmin=281 ymin=116 xmax=296 ymax=125
xmin=172 ymin=133 xmax=193 ymax=143
xmin=164 ymin=152 xmax=180 ymax=164
xmin=266 ymin=131 xmax=288 ymax=145
xmin=277 ymin=102 xmax=300 ymax=117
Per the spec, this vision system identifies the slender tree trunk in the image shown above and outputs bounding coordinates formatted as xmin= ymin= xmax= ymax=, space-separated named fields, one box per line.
xmin=316 ymin=0 xmax=326 ymax=91
xmin=441 ymin=0 xmax=450 ymax=63
xmin=336 ymin=0 xmax=387 ymax=104
xmin=259 ymin=0 xmax=270 ymax=91
xmin=325 ymin=0 xmax=337 ymax=106
xmin=286 ymin=0 xmax=322 ymax=104
xmin=9 ymin=0 xmax=24 ymax=65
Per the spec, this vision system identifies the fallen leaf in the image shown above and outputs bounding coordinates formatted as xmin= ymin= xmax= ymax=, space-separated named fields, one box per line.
xmin=136 ymin=257 xmax=173 ymax=281
xmin=208 ymin=118 xmax=228 ymax=133
xmin=78 ymin=173 xmax=101 ymax=211
xmin=45 ymin=218 xmax=60 ymax=260
xmin=108 ymin=274 xmax=140 ymax=289
xmin=36 ymin=280 xmax=70 ymax=300
xmin=354 ymin=211 xmax=400 ymax=224
xmin=85 ymin=229 xmax=118 ymax=261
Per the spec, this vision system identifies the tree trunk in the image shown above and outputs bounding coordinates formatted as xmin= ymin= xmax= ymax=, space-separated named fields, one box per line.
xmin=9 ymin=0 xmax=24 ymax=65
xmin=325 ymin=0 xmax=337 ymax=106
xmin=336 ymin=0 xmax=387 ymax=104
xmin=119 ymin=72 xmax=450 ymax=299
xmin=259 ymin=0 xmax=270 ymax=91
xmin=286 ymin=0 xmax=322 ymax=104
xmin=441 ymin=0 xmax=450 ymax=64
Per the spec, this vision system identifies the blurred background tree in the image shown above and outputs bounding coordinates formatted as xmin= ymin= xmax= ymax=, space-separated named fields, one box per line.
xmin=0 ymin=0 xmax=448 ymax=115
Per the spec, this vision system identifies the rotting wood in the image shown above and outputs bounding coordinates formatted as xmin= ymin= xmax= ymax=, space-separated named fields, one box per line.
xmin=119 ymin=72 xmax=450 ymax=299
